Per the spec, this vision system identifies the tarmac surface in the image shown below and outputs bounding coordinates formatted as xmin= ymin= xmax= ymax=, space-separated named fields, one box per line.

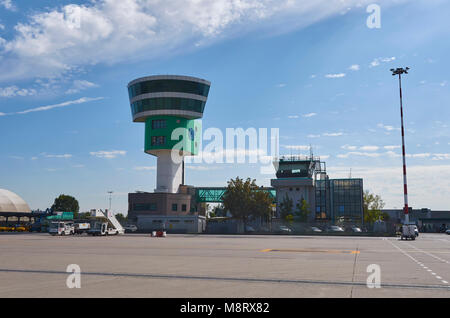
xmin=0 ymin=233 xmax=449 ymax=297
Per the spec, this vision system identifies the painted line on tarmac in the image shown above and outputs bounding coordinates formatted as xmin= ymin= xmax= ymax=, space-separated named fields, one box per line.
xmin=0 ymin=268 xmax=449 ymax=291
xmin=386 ymin=240 xmax=449 ymax=286
xmin=260 ymin=248 xmax=360 ymax=254
xmin=405 ymin=242 xmax=450 ymax=266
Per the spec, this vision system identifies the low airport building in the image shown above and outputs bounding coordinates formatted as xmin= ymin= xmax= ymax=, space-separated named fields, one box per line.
xmin=271 ymin=156 xmax=364 ymax=224
xmin=0 ymin=188 xmax=32 ymax=224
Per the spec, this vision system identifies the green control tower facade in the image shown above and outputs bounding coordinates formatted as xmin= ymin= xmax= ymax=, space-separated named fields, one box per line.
xmin=128 ymin=75 xmax=211 ymax=193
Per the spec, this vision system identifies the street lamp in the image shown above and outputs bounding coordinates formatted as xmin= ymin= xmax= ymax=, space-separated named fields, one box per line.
xmin=107 ymin=191 xmax=113 ymax=212
xmin=390 ymin=67 xmax=410 ymax=224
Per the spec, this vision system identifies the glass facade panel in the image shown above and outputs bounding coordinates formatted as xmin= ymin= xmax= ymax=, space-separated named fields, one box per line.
xmin=128 ymin=80 xmax=210 ymax=99
xmin=131 ymin=97 xmax=206 ymax=116
xmin=315 ymin=179 xmax=363 ymax=222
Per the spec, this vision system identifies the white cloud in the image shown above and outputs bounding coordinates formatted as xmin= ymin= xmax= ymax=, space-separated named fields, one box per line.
xmin=337 ymin=152 xmax=382 ymax=159
xmin=43 ymin=153 xmax=72 ymax=159
xmin=348 ymin=64 xmax=360 ymax=71
xmin=323 ymin=132 xmax=344 ymax=137
xmin=0 ymin=0 xmax=404 ymax=81
xmin=341 ymin=145 xmax=357 ymax=151
xmin=432 ymin=154 xmax=450 ymax=160
xmin=302 ymin=112 xmax=317 ymax=118
xmin=10 ymin=96 xmax=104 ymax=115
xmin=325 ymin=73 xmax=346 ymax=79
xmin=384 ymin=145 xmax=400 ymax=150
xmin=359 ymin=146 xmax=379 ymax=151
xmin=0 ymin=0 xmax=15 ymax=11
xmin=65 ymin=80 xmax=98 ymax=94
xmin=134 ymin=166 xmax=156 ymax=171
xmin=0 ymin=24 xmax=5 ymax=30
xmin=370 ymin=56 xmax=396 ymax=68
xmin=288 ymin=115 xmax=299 ymax=119
xmin=378 ymin=123 xmax=400 ymax=132
xmin=90 ymin=150 xmax=126 ymax=159
xmin=307 ymin=134 xmax=321 ymax=138
xmin=285 ymin=145 xmax=310 ymax=150
xmin=0 ymin=85 xmax=37 ymax=97
xmin=276 ymin=83 xmax=286 ymax=88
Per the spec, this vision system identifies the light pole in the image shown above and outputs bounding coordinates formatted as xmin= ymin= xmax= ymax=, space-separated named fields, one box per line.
xmin=107 ymin=191 xmax=113 ymax=212
xmin=391 ymin=67 xmax=410 ymax=224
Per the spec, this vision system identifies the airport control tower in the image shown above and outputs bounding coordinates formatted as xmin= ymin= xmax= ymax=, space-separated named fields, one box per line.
xmin=127 ymin=75 xmax=211 ymax=194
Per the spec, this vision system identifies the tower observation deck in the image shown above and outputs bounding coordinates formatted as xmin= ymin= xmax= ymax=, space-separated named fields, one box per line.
xmin=127 ymin=75 xmax=211 ymax=193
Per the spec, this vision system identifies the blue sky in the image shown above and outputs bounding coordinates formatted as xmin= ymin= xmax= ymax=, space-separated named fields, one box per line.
xmin=0 ymin=0 xmax=449 ymax=213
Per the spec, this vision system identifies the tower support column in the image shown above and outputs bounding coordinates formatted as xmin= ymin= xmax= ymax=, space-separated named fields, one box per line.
xmin=156 ymin=151 xmax=182 ymax=193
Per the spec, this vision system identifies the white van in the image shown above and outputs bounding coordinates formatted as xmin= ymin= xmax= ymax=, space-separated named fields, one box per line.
xmin=49 ymin=222 xmax=74 ymax=236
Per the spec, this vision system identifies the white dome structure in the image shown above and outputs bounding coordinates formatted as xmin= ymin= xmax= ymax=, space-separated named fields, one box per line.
xmin=0 ymin=189 xmax=31 ymax=213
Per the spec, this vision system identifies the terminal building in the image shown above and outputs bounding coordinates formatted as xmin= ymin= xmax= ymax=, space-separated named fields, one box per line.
xmin=271 ymin=156 xmax=364 ymax=224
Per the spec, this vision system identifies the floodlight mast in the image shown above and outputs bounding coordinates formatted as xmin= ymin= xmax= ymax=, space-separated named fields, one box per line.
xmin=390 ymin=67 xmax=410 ymax=224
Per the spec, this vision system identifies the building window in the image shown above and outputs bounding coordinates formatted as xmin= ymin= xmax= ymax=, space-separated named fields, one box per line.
xmin=172 ymin=204 xmax=178 ymax=211
xmin=182 ymin=204 xmax=187 ymax=212
xmin=133 ymin=203 xmax=157 ymax=211
xmin=151 ymin=136 xmax=166 ymax=146
xmin=152 ymin=119 xmax=167 ymax=129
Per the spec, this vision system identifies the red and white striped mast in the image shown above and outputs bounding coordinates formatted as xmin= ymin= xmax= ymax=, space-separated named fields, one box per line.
xmin=391 ymin=67 xmax=410 ymax=224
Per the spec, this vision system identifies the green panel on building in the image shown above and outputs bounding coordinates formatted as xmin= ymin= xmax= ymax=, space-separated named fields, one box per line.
xmin=144 ymin=116 xmax=201 ymax=156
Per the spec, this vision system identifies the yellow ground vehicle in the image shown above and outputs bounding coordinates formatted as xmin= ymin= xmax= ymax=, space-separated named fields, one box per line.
xmin=0 ymin=224 xmax=30 ymax=232
xmin=14 ymin=225 xmax=29 ymax=232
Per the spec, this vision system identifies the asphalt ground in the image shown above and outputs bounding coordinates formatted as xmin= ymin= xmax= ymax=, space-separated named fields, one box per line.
xmin=0 ymin=233 xmax=449 ymax=297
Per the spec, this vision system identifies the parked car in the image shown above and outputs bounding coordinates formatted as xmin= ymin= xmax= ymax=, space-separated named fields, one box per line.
xmin=351 ymin=227 xmax=362 ymax=233
xmin=309 ymin=226 xmax=322 ymax=233
xmin=446 ymin=229 xmax=450 ymax=235
xmin=124 ymin=224 xmax=138 ymax=233
xmin=277 ymin=225 xmax=292 ymax=234
xmin=413 ymin=225 xmax=419 ymax=237
xmin=326 ymin=225 xmax=344 ymax=233
xmin=245 ymin=225 xmax=256 ymax=233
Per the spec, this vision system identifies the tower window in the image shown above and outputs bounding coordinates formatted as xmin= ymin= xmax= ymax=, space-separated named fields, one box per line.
xmin=151 ymin=136 xmax=166 ymax=146
xmin=152 ymin=119 xmax=167 ymax=129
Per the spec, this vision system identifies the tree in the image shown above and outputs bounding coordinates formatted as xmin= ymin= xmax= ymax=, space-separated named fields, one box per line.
xmin=115 ymin=213 xmax=127 ymax=224
xmin=279 ymin=193 xmax=293 ymax=222
xmin=222 ymin=177 xmax=272 ymax=227
xmin=295 ymin=198 xmax=310 ymax=222
xmin=363 ymin=190 xmax=386 ymax=223
xmin=250 ymin=189 xmax=273 ymax=222
xmin=51 ymin=194 xmax=79 ymax=217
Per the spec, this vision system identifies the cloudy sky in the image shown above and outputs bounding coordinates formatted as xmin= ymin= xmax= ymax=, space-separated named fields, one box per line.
xmin=0 ymin=0 xmax=449 ymax=213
